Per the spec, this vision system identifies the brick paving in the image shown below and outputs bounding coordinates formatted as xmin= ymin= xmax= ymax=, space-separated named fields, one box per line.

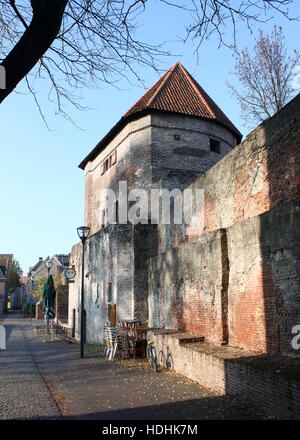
xmin=0 ymin=313 xmax=263 ymax=420
xmin=0 ymin=314 xmax=60 ymax=420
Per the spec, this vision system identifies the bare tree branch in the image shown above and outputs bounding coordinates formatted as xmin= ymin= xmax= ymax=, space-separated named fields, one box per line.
xmin=228 ymin=25 xmax=300 ymax=126
xmin=0 ymin=0 xmax=298 ymax=126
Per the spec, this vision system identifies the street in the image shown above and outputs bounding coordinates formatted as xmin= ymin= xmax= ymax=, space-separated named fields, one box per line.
xmin=0 ymin=314 xmax=262 ymax=420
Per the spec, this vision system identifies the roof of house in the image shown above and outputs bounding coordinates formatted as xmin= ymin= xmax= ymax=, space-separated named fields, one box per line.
xmin=54 ymin=254 xmax=70 ymax=267
xmin=0 ymin=266 xmax=6 ymax=280
xmin=0 ymin=254 xmax=12 ymax=267
xmin=28 ymin=258 xmax=44 ymax=276
xmin=79 ymin=62 xmax=242 ymax=170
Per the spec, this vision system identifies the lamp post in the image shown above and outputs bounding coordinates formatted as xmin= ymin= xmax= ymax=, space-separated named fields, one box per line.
xmin=45 ymin=260 xmax=53 ymax=277
xmin=77 ymin=226 xmax=90 ymax=358
xmin=45 ymin=260 xmax=53 ymax=334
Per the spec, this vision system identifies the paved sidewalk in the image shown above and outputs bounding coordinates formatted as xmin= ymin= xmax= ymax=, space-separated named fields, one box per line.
xmin=0 ymin=314 xmax=60 ymax=420
xmin=0 ymin=314 xmax=262 ymax=420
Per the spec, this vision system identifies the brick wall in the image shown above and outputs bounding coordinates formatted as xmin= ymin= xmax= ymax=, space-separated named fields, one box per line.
xmin=159 ymin=94 xmax=300 ymax=245
xmin=150 ymin=94 xmax=300 ymax=356
xmin=149 ymin=229 xmax=228 ymax=345
xmin=150 ymin=331 xmax=300 ymax=419
xmin=227 ymin=199 xmax=300 ymax=355
xmin=149 ymin=198 xmax=300 ymax=356
xmin=55 ymin=285 xmax=69 ymax=323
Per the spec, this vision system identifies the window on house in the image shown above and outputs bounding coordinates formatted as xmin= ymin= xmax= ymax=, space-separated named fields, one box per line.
xmin=210 ymin=139 xmax=221 ymax=154
xmin=100 ymin=158 xmax=109 ymax=175
xmin=101 ymin=209 xmax=106 ymax=227
xmin=110 ymin=150 xmax=117 ymax=166
xmin=101 ymin=150 xmax=117 ymax=176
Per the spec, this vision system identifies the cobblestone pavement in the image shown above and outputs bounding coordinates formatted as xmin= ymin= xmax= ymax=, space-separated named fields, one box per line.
xmin=0 ymin=314 xmax=263 ymax=420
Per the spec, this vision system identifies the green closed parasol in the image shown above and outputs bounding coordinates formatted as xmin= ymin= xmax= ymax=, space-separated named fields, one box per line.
xmin=42 ymin=275 xmax=56 ymax=320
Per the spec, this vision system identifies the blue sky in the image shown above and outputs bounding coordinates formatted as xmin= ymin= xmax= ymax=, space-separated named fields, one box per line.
xmin=0 ymin=2 xmax=299 ymax=273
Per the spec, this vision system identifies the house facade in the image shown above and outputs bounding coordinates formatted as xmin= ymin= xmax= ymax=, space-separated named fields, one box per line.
xmin=27 ymin=255 xmax=69 ymax=322
xmin=0 ymin=254 xmax=12 ymax=314
xmin=69 ymin=62 xmax=242 ymax=343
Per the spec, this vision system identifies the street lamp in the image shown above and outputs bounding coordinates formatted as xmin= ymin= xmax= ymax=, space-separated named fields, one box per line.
xmin=44 ymin=260 xmax=53 ymax=334
xmin=45 ymin=260 xmax=53 ymax=277
xmin=77 ymin=226 xmax=90 ymax=358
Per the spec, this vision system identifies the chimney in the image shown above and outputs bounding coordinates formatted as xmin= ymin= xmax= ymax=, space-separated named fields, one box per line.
xmin=39 ymin=257 xmax=43 ymax=261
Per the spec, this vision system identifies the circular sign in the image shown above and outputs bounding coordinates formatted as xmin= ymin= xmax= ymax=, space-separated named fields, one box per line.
xmin=65 ymin=268 xmax=76 ymax=280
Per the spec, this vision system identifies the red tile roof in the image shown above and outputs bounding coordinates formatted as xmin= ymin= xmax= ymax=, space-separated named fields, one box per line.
xmin=79 ymin=62 xmax=242 ymax=169
xmin=124 ymin=62 xmax=241 ymax=138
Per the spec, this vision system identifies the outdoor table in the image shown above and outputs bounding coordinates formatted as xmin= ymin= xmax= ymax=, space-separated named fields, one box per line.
xmin=118 ymin=320 xmax=147 ymax=358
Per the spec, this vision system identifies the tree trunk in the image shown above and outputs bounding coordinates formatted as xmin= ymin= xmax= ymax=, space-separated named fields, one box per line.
xmin=0 ymin=0 xmax=68 ymax=104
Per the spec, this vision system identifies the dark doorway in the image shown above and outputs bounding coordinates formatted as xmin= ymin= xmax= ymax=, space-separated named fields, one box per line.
xmin=83 ymin=309 xmax=87 ymax=343
xmin=108 ymin=304 xmax=116 ymax=327
xmin=72 ymin=309 xmax=76 ymax=338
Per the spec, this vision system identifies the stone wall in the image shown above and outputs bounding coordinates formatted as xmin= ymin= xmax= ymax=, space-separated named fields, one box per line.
xmin=68 ymin=223 xmax=157 ymax=343
xmin=149 ymin=94 xmax=300 ymax=357
xmin=55 ymin=285 xmax=69 ymax=323
xmin=149 ymin=229 xmax=228 ymax=345
xmin=151 ymin=113 xmax=235 ymax=183
xmin=160 ymin=94 xmax=300 ymax=247
xmin=83 ymin=113 xmax=237 ymax=235
xmin=149 ymin=330 xmax=300 ymax=419
xmin=226 ymin=198 xmax=300 ymax=355
xmin=84 ymin=115 xmax=153 ymax=234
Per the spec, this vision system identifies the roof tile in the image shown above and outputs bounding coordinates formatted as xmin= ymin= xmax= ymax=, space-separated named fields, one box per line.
xmin=79 ymin=62 xmax=242 ymax=169
xmin=124 ymin=62 xmax=241 ymax=138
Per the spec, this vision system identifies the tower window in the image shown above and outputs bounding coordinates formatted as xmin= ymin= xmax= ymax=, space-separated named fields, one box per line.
xmin=114 ymin=200 xmax=119 ymax=223
xmin=210 ymin=139 xmax=221 ymax=154
xmin=107 ymin=282 xmax=112 ymax=304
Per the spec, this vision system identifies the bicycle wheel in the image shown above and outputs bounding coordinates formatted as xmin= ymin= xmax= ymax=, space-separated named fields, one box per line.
xmin=158 ymin=350 xmax=164 ymax=367
xmin=166 ymin=352 xmax=174 ymax=370
xmin=111 ymin=338 xmax=118 ymax=360
xmin=151 ymin=347 xmax=157 ymax=373
xmin=147 ymin=346 xmax=152 ymax=368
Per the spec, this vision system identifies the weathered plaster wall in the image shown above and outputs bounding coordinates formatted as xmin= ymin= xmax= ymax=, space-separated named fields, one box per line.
xmin=84 ymin=115 xmax=153 ymax=235
xmin=68 ymin=225 xmax=135 ymax=343
xmin=151 ymin=113 xmax=235 ymax=183
xmin=68 ymin=243 xmax=81 ymax=340
xmin=84 ymin=113 xmax=237 ymax=236
xmin=68 ymin=223 xmax=157 ymax=343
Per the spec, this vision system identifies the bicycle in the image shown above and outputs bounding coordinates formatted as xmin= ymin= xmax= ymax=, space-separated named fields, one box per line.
xmin=147 ymin=339 xmax=157 ymax=373
xmin=158 ymin=346 xmax=174 ymax=370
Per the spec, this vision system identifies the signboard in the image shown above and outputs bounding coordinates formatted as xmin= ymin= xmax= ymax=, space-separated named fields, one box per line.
xmin=65 ymin=268 xmax=76 ymax=280
xmin=0 ymin=325 xmax=6 ymax=350
xmin=29 ymin=298 xmax=34 ymax=305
